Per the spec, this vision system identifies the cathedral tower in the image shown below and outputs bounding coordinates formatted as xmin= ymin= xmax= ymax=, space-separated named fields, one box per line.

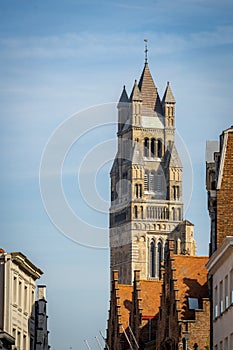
xmin=110 ymin=57 xmax=196 ymax=284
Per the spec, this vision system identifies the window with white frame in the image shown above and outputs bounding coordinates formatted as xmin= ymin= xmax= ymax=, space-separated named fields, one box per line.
xmin=219 ymin=280 xmax=223 ymax=314
xmin=13 ymin=276 xmax=17 ymax=305
xmin=188 ymin=297 xmax=199 ymax=310
xmin=18 ymin=280 xmax=22 ymax=308
xmin=230 ymin=269 xmax=233 ymax=304
xmin=225 ymin=274 xmax=229 ymax=309
xmin=214 ymin=285 xmax=218 ymax=319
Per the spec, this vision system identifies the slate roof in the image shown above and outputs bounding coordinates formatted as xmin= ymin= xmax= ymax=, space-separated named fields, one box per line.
xmin=118 ymin=85 xmax=129 ymax=104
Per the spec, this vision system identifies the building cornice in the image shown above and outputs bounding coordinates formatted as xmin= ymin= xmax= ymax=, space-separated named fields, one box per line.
xmin=206 ymin=236 xmax=233 ymax=273
xmin=10 ymin=252 xmax=43 ymax=280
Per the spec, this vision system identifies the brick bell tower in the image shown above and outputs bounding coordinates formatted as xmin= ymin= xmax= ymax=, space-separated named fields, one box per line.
xmin=110 ymin=52 xmax=196 ymax=284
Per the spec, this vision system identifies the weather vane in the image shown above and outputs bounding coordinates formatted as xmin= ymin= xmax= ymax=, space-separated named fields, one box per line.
xmin=144 ymin=39 xmax=148 ymax=63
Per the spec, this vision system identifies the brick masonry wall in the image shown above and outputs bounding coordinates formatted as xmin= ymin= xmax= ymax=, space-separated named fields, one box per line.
xmin=185 ymin=299 xmax=210 ymax=350
xmin=217 ymin=131 xmax=233 ymax=247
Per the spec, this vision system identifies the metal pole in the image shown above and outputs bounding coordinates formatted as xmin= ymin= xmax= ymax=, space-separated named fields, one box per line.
xmin=95 ymin=336 xmax=103 ymax=350
xmin=84 ymin=340 xmax=91 ymax=350
xmin=99 ymin=330 xmax=110 ymax=350
xmin=127 ymin=323 xmax=139 ymax=349
xmin=121 ymin=325 xmax=133 ymax=350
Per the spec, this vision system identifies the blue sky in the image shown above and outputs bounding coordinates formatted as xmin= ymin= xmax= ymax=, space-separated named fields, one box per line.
xmin=1 ymin=0 xmax=233 ymax=348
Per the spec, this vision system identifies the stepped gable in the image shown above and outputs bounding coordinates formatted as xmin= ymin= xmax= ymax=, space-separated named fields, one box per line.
xmin=117 ymin=280 xmax=162 ymax=326
xmin=118 ymin=284 xmax=132 ymax=329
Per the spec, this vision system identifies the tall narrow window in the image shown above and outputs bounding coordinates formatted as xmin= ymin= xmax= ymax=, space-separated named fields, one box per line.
xmin=220 ymin=280 xmax=223 ymax=313
xmin=18 ymin=281 xmax=22 ymax=308
xmin=225 ymin=275 xmax=229 ymax=309
xmin=24 ymin=285 xmax=28 ymax=312
xmin=172 ymin=207 xmax=176 ymax=221
xmin=158 ymin=242 xmax=162 ymax=280
xmin=144 ymin=138 xmax=149 ymax=157
xmin=23 ymin=335 xmax=27 ymax=350
xmin=17 ymin=331 xmax=21 ymax=350
xmin=134 ymin=206 xmax=138 ymax=219
xmin=135 ymin=184 xmax=139 ymax=198
xmin=157 ymin=139 xmax=162 ymax=157
xmin=151 ymin=138 xmax=155 ymax=157
xmin=139 ymin=184 xmax=142 ymax=198
xmin=214 ymin=285 xmax=218 ymax=318
xmin=13 ymin=276 xmax=17 ymax=305
xmin=177 ymin=208 xmax=181 ymax=221
xmin=150 ymin=241 xmax=155 ymax=278
xmin=230 ymin=269 xmax=233 ymax=303
xmin=140 ymin=206 xmax=143 ymax=219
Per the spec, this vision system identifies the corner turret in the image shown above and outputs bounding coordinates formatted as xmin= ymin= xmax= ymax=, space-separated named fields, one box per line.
xmin=162 ymin=81 xmax=176 ymax=127
xmin=118 ymin=85 xmax=130 ymax=133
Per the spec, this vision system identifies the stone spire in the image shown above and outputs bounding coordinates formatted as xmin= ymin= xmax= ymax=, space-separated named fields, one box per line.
xmin=162 ymin=81 xmax=176 ymax=104
xmin=138 ymin=62 xmax=162 ymax=112
xmin=130 ymin=80 xmax=142 ymax=101
xmin=118 ymin=85 xmax=129 ymax=104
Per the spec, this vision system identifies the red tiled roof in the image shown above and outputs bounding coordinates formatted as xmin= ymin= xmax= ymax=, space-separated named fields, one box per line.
xmin=140 ymin=280 xmax=162 ymax=318
xmin=173 ymin=255 xmax=209 ymax=319
xmin=118 ymin=280 xmax=162 ymax=328
xmin=118 ymin=284 xmax=132 ymax=329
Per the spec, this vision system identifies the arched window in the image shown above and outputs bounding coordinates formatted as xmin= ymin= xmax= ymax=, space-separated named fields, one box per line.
xmin=173 ymin=186 xmax=180 ymax=200
xmin=134 ymin=206 xmax=138 ymax=219
xmin=150 ymin=241 xmax=155 ymax=278
xmin=140 ymin=206 xmax=143 ymax=219
xmin=157 ymin=139 xmax=162 ymax=158
xmin=158 ymin=242 xmax=162 ymax=280
xmin=151 ymin=138 xmax=155 ymax=157
xmin=172 ymin=207 xmax=176 ymax=221
xmin=177 ymin=208 xmax=182 ymax=221
xmin=144 ymin=138 xmax=149 ymax=157
xmin=135 ymin=184 xmax=138 ymax=198
xmin=139 ymin=184 xmax=142 ymax=198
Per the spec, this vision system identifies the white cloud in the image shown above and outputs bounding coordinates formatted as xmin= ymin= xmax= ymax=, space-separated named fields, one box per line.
xmin=1 ymin=25 xmax=233 ymax=61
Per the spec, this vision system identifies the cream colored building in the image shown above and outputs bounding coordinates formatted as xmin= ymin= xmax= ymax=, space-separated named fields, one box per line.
xmin=0 ymin=249 xmax=43 ymax=350
xmin=206 ymin=236 xmax=233 ymax=350
xmin=110 ymin=59 xmax=196 ymax=284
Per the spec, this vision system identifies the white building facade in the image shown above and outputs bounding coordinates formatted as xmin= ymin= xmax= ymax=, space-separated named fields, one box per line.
xmin=206 ymin=237 xmax=233 ymax=350
xmin=0 ymin=249 xmax=43 ymax=350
